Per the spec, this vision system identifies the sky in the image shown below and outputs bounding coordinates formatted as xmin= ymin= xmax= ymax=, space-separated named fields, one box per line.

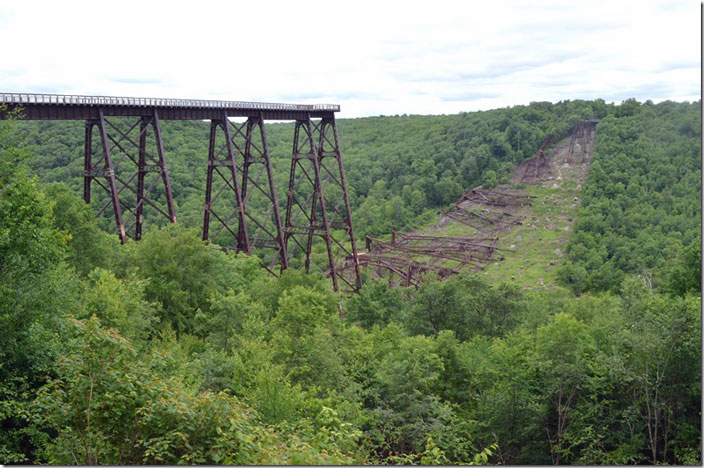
xmin=0 ymin=0 xmax=700 ymax=118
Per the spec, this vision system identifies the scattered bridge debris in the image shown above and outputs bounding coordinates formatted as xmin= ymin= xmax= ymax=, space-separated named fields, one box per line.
xmin=516 ymin=133 xmax=555 ymax=182
xmin=338 ymin=124 xmax=600 ymax=289
xmin=368 ymin=232 xmax=500 ymax=266
xmin=456 ymin=188 xmax=536 ymax=208
xmin=335 ymin=228 xmax=502 ymax=288
xmin=349 ymin=254 xmax=460 ymax=288
xmin=446 ymin=209 xmax=524 ymax=233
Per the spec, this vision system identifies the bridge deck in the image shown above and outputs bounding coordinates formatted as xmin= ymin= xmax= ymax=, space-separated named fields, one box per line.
xmin=0 ymin=92 xmax=339 ymax=120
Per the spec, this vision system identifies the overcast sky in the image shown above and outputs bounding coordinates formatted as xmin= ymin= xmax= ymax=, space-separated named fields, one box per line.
xmin=0 ymin=0 xmax=699 ymax=118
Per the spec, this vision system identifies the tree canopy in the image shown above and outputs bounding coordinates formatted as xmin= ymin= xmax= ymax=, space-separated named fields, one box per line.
xmin=1 ymin=98 xmax=700 ymax=465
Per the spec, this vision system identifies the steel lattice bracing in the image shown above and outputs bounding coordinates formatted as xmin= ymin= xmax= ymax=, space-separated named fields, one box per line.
xmin=1 ymin=92 xmax=358 ymax=292
xmin=238 ymin=116 xmax=289 ymax=273
xmin=202 ymin=113 xmax=288 ymax=275
xmin=284 ymin=116 xmax=362 ymax=292
xmin=84 ymin=110 xmax=177 ymax=243
xmin=203 ymin=114 xmax=250 ymax=254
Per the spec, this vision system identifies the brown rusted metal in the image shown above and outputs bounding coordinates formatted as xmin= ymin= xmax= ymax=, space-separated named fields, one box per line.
xmin=366 ymin=233 xmax=501 ymax=266
xmin=0 ymin=92 xmax=339 ymax=121
xmin=135 ymin=117 xmax=148 ymax=241
xmin=457 ymin=188 xmax=535 ymax=208
xmin=202 ymin=114 xmax=250 ymax=254
xmin=446 ymin=209 xmax=524 ymax=233
xmin=202 ymin=122 xmax=217 ymax=242
xmin=83 ymin=122 xmax=93 ymax=204
xmin=84 ymin=111 xmax=178 ymax=243
xmin=206 ymin=114 xmax=289 ymax=273
xmin=132 ymin=111 xmax=177 ymax=240
xmin=521 ymin=133 xmax=555 ymax=180
xmin=284 ymin=115 xmax=361 ymax=294
xmin=153 ymin=111 xmax=177 ymax=225
xmin=338 ymin=228 xmax=502 ymax=289
xmin=3 ymin=92 xmax=362 ymax=292
xmin=353 ymin=253 xmax=461 ymax=289
xmin=538 ymin=133 xmax=554 ymax=158
xmin=243 ymin=114 xmax=288 ymax=271
xmin=285 ymin=116 xmax=338 ymax=289
xmin=327 ymin=117 xmax=362 ymax=291
xmin=95 ymin=112 xmax=177 ymax=242
xmin=83 ymin=110 xmax=127 ymax=243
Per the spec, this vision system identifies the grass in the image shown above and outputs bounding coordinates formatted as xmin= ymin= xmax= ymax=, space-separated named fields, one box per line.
xmin=416 ymin=137 xmax=587 ymax=293
xmin=357 ymin=136 xmax=590 ymax=294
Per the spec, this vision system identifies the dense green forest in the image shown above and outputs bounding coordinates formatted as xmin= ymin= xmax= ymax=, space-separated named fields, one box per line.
xmin=558 ymin=100 xmax=701 ymax=294
xmin=1 ymin=99 xmax=701 ymax=465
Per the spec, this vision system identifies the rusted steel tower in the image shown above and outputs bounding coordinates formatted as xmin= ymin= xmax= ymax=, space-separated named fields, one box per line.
xmin=202 ymin=112 xmax=288 ymax=274
xmin=0 ymin=92 xmax=361 ymax=292
xmin=83 ymin=109 xmax=177 ymax=243
xmin=285 ymin=115 xmax=362 ymax=292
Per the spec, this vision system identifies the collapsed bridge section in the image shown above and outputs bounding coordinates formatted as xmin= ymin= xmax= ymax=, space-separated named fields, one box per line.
xmin=0 ymin=92 xmax=361 ymax=293
xmin=336 ymin=230 xmax=503 ymax=288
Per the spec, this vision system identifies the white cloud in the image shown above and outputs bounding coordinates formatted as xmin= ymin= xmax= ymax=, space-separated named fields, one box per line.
xmin=0 ymin=0 xmax=699 ymax=117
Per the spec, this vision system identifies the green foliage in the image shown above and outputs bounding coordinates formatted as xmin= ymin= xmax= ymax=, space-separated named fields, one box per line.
xmin=470 ymin=442 xmax=499 ymax=465
xmin=270 ymin=286 xmax=345 ymax=390
xmin=44 ymin=182 xmax=118 ymax=275
xmin=481 ymin=169 xmax=498 ymax=189
xmin=471 ymin=331 xmax=547 ymax=464
xmin=252 ymin=267 xmax=333 ymax=317
xmin=407 ymin=273 xmax=525 ymax=340
xmin=385 ymin=436 xmax=450 ymax=465
xmin=116 ymin=225 xmax=259 ymax=333
xmin=3 ymin=98 xmax=701 ymax=465
xmin=0 ymin=113 xmax=65 ymax=298
xmin=33 ymin=316 xmax=357 ymax=465
xmin=667 ymin=235 xmax=702 ymax=296
xmin=200 ymin=290 xmax=265 ymax=348
xmin=34 ymin=316 xmax=158 ymax=464
xmin=344 ymin=278 xmax=409 ymax=329
xmin=535 ymin=313 xmax=596 ymax=464
xmin=561 ymin=100 xmax=701 ymax=294
xmin=77 ymin=268 xmax=159 ymax=344
xmin=0 ymin=112 xmax=75 ymax=463
xmin=372 ymin=335 xmax=452 ymax=454
xmin=617 ymin=278 xmax=701 ymax=464
xmin=273 ymin=286 xmax=337 ymax=337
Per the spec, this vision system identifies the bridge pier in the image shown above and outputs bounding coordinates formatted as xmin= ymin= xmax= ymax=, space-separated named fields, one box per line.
xmin=202 ymin=113 xmax=289 ymax=274
xmin=83 ymin=110 xmax=177 ymax=243
xmin=203 ymin=113 xmax=251 ymax=254
xmin=284 ymin=115 xmax=361 ymax=293
xmin=239 ymin=115 xmax=289 ymax=273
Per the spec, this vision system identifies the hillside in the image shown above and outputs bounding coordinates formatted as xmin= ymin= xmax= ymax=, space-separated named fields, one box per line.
xmin=352 ymin=123 xmax=594 ymax=293
xmin=561 ymin=100 xmax=701 ymax=293
xmin=1 ymin=98 xmax=700 ymax=465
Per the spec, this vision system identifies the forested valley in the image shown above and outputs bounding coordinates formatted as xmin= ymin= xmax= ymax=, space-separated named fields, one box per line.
xmin=1 ymin=99 xmax=701 ymax=465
